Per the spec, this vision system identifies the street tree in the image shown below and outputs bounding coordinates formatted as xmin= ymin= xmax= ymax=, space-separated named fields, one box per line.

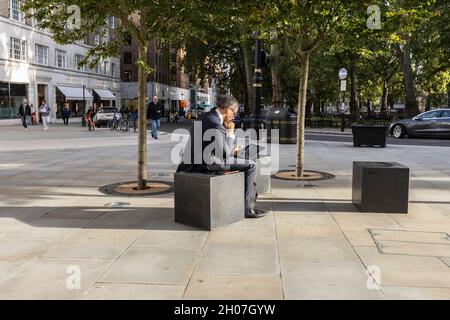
xmin=23 ymin=0 xmax=197 ymax=190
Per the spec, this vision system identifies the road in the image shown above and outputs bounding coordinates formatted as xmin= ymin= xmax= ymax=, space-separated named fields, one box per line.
xmin=305 ymin=132 xmax=450 ymax=147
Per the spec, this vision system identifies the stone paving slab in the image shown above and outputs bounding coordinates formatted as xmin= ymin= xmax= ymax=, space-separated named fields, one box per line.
xmin=0 ymin=257 xmax=114 ymax=300
xmin=355 ymin=247 xmax=450 ymax=288
xmin=43 ymin=229 xmax=143 ymax=259
xmin=82 ymin=283 xmax=185 ymax=300
xmin=184 ymin=274 xmax=283 ymax=300
xmin=196 ymin=242 xmax=279 ymax=275
xmin=382 ymin=286 xmax=450 ymax=300
xmin=99 ymin=247 xmax=198 ymax=285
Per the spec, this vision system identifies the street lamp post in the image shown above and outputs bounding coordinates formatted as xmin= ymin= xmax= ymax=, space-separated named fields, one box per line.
xmin=339 ymin=68 xmax=347 ymax=132
xmin=253 ymin=34 xmax=263 ymax=132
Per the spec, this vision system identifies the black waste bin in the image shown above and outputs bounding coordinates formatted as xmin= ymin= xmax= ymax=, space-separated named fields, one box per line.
xmin=266 ymin=108 xmax=297 ymax=144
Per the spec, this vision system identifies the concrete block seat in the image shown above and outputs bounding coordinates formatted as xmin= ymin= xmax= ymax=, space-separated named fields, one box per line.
xmin=174 ymin=171 xmax=245 ymax=230
xmin=352 ymin=161 xmax=410 ymax=214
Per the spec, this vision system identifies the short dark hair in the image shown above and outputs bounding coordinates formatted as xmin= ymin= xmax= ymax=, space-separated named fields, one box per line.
xmin=217 ymin=96 xmax=239 ymax=111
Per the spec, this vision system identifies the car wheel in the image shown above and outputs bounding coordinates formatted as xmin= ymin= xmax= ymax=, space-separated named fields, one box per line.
xmin=392 ymin=124 xmax=406 ymax=139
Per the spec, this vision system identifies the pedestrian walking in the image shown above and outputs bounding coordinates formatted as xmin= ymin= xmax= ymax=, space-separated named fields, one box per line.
xmin=39 ymin=100 xmax=51 ymax=131
xmin=146 ymin=96 xmax=163 ymax=139
xmin=17 ymin=100 xmax=31 ymax=131
xmin=130 ymin=109 xmax=138 ymax=133
xmin=62 ymin=103 xmax=71 ymax=126
xmin=30 ymin=104 xmax=36 ymax=125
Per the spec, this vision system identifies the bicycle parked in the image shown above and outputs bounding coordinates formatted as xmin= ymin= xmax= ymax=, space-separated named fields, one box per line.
xmin=107 ymin=112 xmax=120 ymax=131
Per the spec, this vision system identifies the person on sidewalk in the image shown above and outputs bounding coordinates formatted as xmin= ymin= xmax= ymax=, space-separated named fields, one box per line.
xmin=62 ymin=103 xmax=71 ymax=126
xmin=30 ymin=104 xmax=37 ymax=125
xmin=177 ymin=96 xmax=267 ymax=219
xmin=146 ymin=95 xmax=162 ymax=139
xmin=39 ymin=100 xmax=51 ymax=131
xmin=18 ymin=100 xmax=31 ymax=131
xmin=130 ymin=109 xmax=138 ymax=133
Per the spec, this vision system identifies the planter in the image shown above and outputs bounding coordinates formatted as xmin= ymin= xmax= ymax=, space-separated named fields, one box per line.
xmin=352 ymin=125 xmax=388 ymax=147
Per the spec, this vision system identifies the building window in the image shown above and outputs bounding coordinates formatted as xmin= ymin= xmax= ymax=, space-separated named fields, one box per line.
xmin=9 ymin=38 xmax=26 ymax=61
xmin=110 ymin=17 xmax=115 ymax=29
xmin=94 ymin=63 xmax=99 ymax=74
xmin=102 ymin=61 xmax=108 ymax=75
xmin=94 ymin=34 xmax=100 ymax=46
xmin=8 ymin=0 xmax=25 ymax=23
xmin=75 ymin=54 xmax=85 ymax=71
xmin=111 ymin=63 xmax=116 ymax=77
xmin=35 ymin=44 xmax=48 ymax=65
xmin=123 ymin=52 xmax=132 ymax=64
xmin=55 ymin=49 xmax=66 ymax=68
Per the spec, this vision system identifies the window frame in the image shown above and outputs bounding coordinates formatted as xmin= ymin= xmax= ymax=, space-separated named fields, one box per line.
xmin=8 ymin=0 xmax=25 ymax=23
xmin=9 ymin=37 xmax=27 ymax=61
xmin=35 ymin=44 xmax=49 ymax=65
xmin=55 ymin=49 xmax=67 ymax=68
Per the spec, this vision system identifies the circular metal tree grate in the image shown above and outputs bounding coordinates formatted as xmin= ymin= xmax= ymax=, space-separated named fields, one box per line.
xmin=272 ymin=170 xmax=335 ymax=181
xmin=99 ymin=181 xmax=173 ymax=197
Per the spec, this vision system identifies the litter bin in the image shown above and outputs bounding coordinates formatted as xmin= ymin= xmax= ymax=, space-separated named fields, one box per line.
xmin=266 ymin=108 xmax=297 ymax=144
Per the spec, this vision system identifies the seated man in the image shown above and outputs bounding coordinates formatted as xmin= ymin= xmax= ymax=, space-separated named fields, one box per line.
xmin=178 ymin=96 xmax=266 ymax=219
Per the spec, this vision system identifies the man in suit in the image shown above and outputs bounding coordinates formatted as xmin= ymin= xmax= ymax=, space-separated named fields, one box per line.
xmin=187 ymin=96 xmax=266 ymax=219
xmin=146 ymin=96 xmax=163 ymax=139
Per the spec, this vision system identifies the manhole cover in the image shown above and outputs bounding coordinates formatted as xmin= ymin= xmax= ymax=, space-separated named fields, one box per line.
xmin=370 ymin=229 xmax=450 ymax=258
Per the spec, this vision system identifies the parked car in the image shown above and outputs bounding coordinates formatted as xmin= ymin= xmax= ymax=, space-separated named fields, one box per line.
xmin=94 ymin=107 xmax=121 ymax=127
xmin=389 ymin=109 xmax=450 ymax=138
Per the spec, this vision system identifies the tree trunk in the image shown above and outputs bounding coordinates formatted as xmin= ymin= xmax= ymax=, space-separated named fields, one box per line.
xmin=349 ymin=56 xmax=358 ymax=121
xmin=381 ymin=80 xmax=388 ymax=111
xmin=137 ymin=17 xmax=148 ymax=190
xmin=270 ymin=42 xmax=283 ymax=108
xmin=242 ymin=44 xmax=254 ymax=115
xmin=296 ymin=52 xmax=310 ymax=178
xmin=395 ymin=36 xmax=418 ymax=116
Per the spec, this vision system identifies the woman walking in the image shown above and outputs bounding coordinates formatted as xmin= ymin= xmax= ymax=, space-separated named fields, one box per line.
xmin=39 ymin=100 xmax=51 ymax=131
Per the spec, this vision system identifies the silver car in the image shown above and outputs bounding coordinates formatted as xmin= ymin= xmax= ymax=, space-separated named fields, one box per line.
xmin=389 ymin=109 xmax=450 ymax=139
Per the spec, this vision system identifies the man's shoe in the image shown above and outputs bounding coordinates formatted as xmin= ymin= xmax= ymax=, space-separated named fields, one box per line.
xmin=246 ymin=208 xmax=268 ymax=219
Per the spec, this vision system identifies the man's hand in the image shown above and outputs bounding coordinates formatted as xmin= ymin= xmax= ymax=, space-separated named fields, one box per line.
xmin=232 ymin=145 xmax=243 ymax=157
xmin=224 ymin=121 xmax=235 ymax=130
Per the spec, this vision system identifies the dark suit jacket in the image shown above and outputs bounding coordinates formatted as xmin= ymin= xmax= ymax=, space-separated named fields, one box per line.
xmin=176 ymin=109 xmax=235 ymax=173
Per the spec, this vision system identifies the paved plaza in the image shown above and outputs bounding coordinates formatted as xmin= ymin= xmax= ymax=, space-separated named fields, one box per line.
xmin=0 ymin=122 xmax=449 ymax=300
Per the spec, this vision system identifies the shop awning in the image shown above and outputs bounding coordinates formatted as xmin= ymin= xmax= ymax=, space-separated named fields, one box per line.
xmin=57 ymin=86 xmax=93 ymax=100
xmin=93 ymin=89 xmax=116 ymax=100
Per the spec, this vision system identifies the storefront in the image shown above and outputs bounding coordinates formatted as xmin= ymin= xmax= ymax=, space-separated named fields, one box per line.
xmin=0 ymin=82 xmax=28 ymax=119
xmin=55 ymin=85 xmax=93 ymax=117
xmin=93 ymin=88 xmax=116 ymax=109
xmin=169 ymin=87 xmax=190 ymax=113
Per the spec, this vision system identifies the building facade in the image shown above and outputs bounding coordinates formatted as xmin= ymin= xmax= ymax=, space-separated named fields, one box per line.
xmin=0 ymin=0 xmax=121 ymax=121
xmin=120 ymin=38 xmax=213 ymax=116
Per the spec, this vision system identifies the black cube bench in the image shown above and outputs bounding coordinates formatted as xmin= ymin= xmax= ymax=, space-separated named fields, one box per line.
xmin=174 ymin=171 xmax=245 ymax=230
xmin=352 ymin=161 xmax=409 ymax=214
xmin=352 ymin=125 xmax=388 ymax=147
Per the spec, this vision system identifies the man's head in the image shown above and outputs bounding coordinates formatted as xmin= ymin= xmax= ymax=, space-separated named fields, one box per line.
xmin=217 ymin=96 xmax=239 ymax=124
xmin=153 ymin=96 xmax=158 ymax=104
